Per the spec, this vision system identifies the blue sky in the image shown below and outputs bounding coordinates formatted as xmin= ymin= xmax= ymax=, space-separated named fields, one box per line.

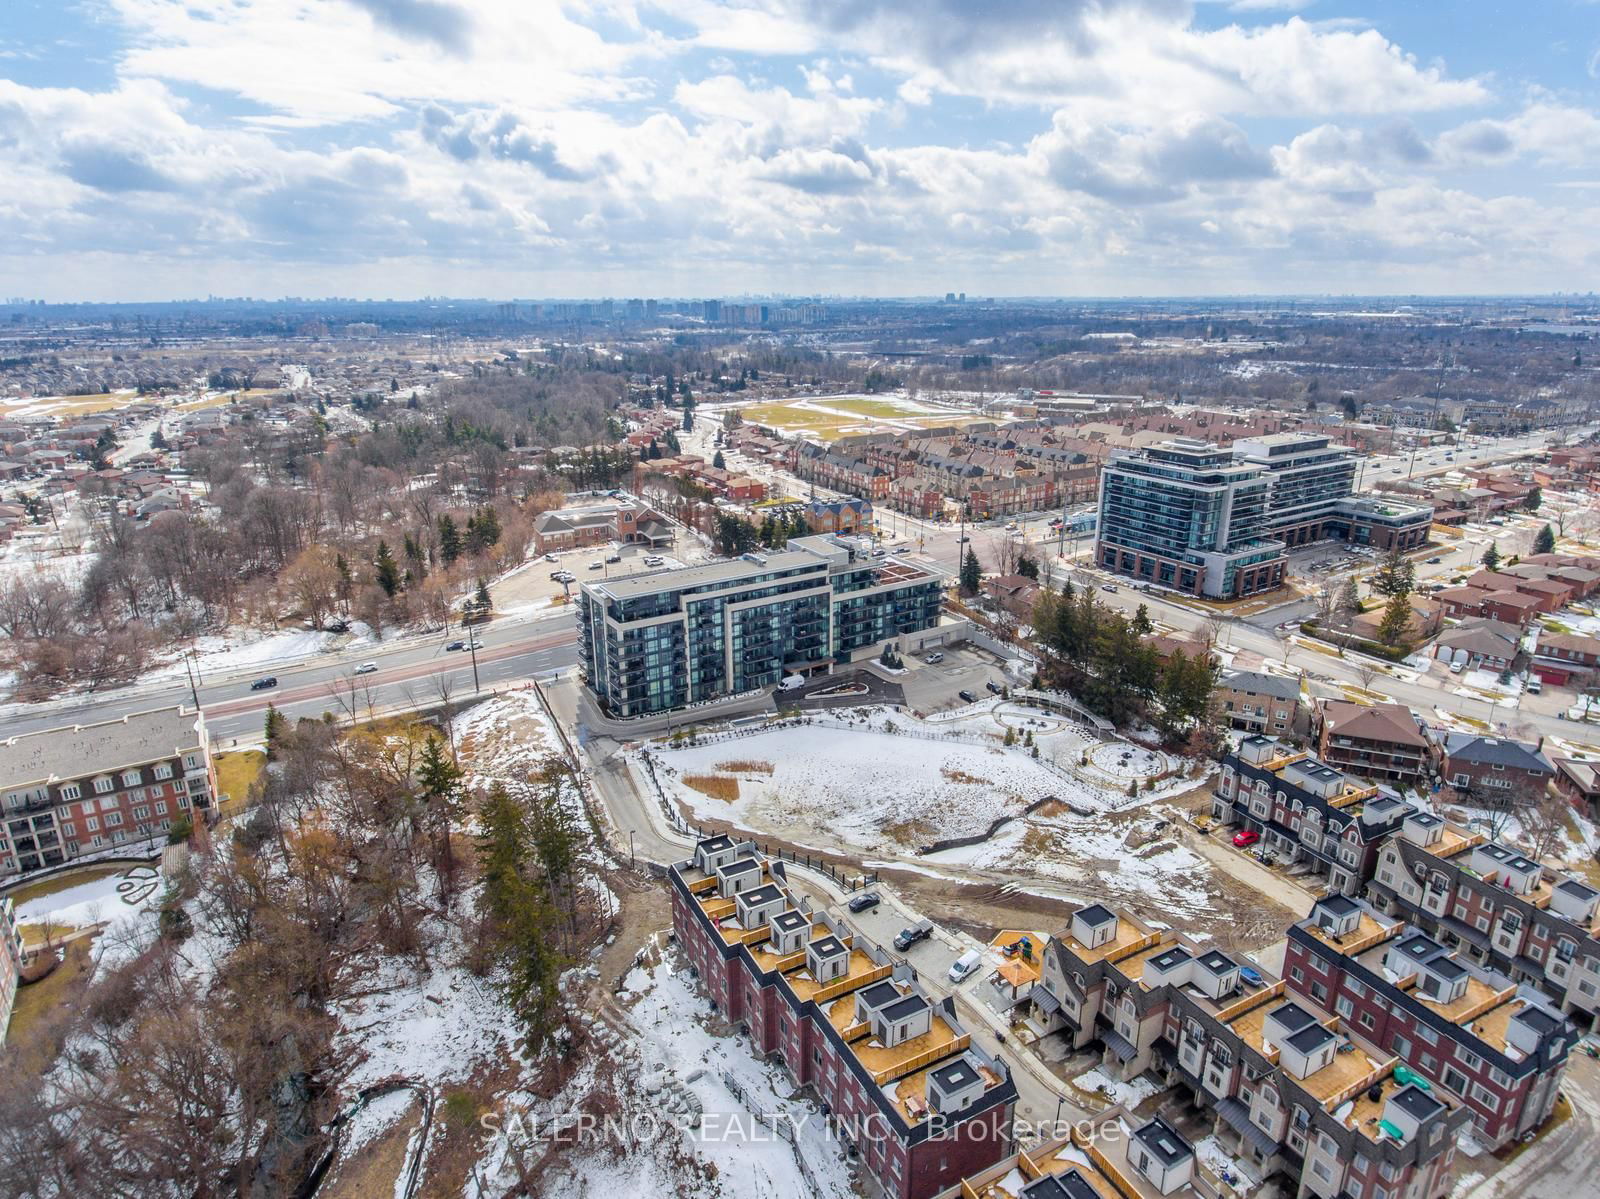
xmin=1 ymin=0 xmax=1597 ymax=300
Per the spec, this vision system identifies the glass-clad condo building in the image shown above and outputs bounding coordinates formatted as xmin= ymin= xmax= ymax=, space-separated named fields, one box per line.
xmin=1096 ymin=438 xmax=1287 ymax=599
xmin=578 ymin=535 xmax=944 ymax=716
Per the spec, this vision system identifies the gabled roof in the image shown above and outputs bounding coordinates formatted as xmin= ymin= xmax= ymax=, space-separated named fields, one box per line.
xmin=1221 ymin=670 xmax=1300 ymax=701
xmin=1442 ymin=733 xmax=1552 ymax=773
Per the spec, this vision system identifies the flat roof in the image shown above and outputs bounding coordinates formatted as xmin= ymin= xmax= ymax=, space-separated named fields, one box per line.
xmin=590 ymin=547 xmax=824 ymax=600
xmin=0 ymin=706 xmax=203 ymax=788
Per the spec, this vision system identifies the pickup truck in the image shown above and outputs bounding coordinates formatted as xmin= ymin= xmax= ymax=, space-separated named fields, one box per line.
xmin=893 ymin=918 xmax=934 ymax=952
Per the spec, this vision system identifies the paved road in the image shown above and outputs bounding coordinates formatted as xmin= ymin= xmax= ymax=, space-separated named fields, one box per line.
xmin=6 ymin=608 xmax=580 ymax=743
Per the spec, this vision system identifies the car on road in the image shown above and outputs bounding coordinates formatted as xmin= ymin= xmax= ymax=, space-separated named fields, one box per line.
xmin=893 ymin=919 xmax=934 ymax=951
xmin=250 ymin=676 xmax=278 ymax=691
xmin=924 ymin=651 xmax=944 ymax=664
xmin=544 ymin=553 xmax=558 ymax=562
xmin=958 ymin=689 xmax=977 ymax=703
xmin=956 ymin=535 xmax=969 ymax=543
xmin=605 ymin=553 xmax=622 ymax=564
xmin=949 ymin=950 xmax=982 ymax=982
xmin=846 ymin=892 xmax=880 ymax=914
xmin=548 ymin=570 xmax=565 ymax=581
xmin=1101 ymin=583 xmax=1118 ymax=593
xmin=643 ymin=555 xmax=664 ymax=566
xmin=894 ymin=545 xmax=911 ymax=553
xmin=588 ymin=561 xmax=604 ymax=570
xmin=355 ymin=662 xmax=378 ymax=675
xmin=1232 ymin=830 xmax=1260 ymax=848
xmin=986 ymin=681 xmax=1002 ymax=694
xmin=1426 ymin=557 xmax=1442 ymax=564
xmin=446 ymin=640 xmax=465 ymax=651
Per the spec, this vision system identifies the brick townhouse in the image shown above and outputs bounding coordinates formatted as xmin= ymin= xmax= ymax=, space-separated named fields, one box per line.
xmin=1212 ymin=736 xmax=1418 ymax=895
xmin=1027 ymin=904 xmax=1467 ymax=1199
xmin=1430 ymin=618 xmax=1521 ymax=673
xmin=1437 ymin=734 xmax=1553 ymax=803
xmin=1313 ymin=701 xmax=1436 ymax=788
xmin=0 ymin=707 xmax=214 ymax=880
xmin=1215 ymin=671 xmax=1303 ymax=737
xmin=934 ymin=1111 xmax=1213 ymax=1199
xmin=1366 ymin=813 xmax=1600 ymax=1031
xmin=1284 ymin=896 xmax=1578 ymax=1148
xmin=669 ymin=837 xmax=1018 ymax=1199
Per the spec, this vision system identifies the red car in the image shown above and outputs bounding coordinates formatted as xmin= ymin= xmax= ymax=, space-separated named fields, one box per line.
xmin=1232 ymin=830 xmax=1261 ymax=848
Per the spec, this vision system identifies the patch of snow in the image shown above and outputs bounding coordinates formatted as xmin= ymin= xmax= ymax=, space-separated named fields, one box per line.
xmin=1073 ymin=1067 xmax=1159 ymax=1108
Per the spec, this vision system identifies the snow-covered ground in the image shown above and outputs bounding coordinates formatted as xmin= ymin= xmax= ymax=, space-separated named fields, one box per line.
xmin=1073 ymin=1067 xmax=1160 ymax=1109
xmin=11 ymin=863 xmax=164 ymax=932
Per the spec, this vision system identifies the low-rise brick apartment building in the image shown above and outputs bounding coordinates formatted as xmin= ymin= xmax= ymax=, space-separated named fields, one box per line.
xmin=1284 ymin=896 xmax=1578 ymax=1147
xmin=1313 ymin=701 xmax=1436 ymax=788
xmin=1025 ymin=904 xmax=1468 ymax=1199
xmin=1212 ymin=736 xmax=1418 ymax=895
xmin=0 ymin=706 xmax=214 ymax=880
xmin=1366 ymin=813 xmax=1600 ymax=1031
xmin=1 ymin=897 xmax=21 ymax=1046
xmin=669 ymin=837 xmax=1018 ymax=1199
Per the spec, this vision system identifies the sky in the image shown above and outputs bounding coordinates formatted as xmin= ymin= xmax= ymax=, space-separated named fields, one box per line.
xmin=2 ymin=0 xmax=1599 ymax=301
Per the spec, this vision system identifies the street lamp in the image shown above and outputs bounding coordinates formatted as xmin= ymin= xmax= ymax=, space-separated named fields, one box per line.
xmin=628 ymin=829 xmax=636 ymax=867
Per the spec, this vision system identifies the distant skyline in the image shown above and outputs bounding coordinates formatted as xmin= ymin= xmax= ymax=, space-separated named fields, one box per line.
xmin=3 ymin=1 xmax=1599 ymax=301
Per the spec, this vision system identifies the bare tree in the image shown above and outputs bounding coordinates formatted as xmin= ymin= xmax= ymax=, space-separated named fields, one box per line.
xmin=1354 ymin=662 xmax=1379 ymax=694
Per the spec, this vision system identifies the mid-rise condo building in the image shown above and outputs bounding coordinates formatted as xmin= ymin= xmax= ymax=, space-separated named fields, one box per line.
xmin=578 ymin=534 xmax=944 ymax=716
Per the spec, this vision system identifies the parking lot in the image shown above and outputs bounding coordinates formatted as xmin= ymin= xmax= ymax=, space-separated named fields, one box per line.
xmin=491 ymin=536 xmax=708 ymax=610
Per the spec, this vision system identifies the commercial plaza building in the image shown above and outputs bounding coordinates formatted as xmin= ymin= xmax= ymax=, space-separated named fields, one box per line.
xmin=578 ymin=533 xmax=944 ymax=716
xmin=1096 ymin=434 xmax=1433 ymax=599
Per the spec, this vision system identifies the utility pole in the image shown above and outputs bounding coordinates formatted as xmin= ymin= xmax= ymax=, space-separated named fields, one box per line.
xmin=465 ymin=615 xmax=481 ymax=693
xmin=183 ymin=650 xmax=202 ymax=711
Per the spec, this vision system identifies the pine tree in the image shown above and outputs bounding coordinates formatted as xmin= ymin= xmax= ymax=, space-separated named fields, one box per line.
xmin=1338 ymin=576 xmax=1361 ymax=615
xmin=418 ymin=735 xmax=464 ymax=904
xmin=1535 ymin=524 xmax=1556 ymax=555
xmin=437 ymin=514 xmax=462 ymax=565
xmin=1371 ymin=546 xmax=1415 ymax=598
xmin=1378 ymin=592 xmax=1413 ymax=646
xmin=713 ymin=449 xmax=726 ymax=470
xmin=1482 ymin=543 xmax=1501 ymax=571
xmin=959 ymin=547 xmax=982 ymax=596
xmin=474 ymin=506 xmax=502 ymax=547
xmin=474 ymin=578 xmax=492 ymax=615
xmin=375 ymin=540 xmax=402 ymax=596
xmin=1524 ymin=485 xmax=1542 ymax=513
xmin=263 ymin=703 xmax=285 ymax=759
xmin=1131 ymin=603 xmax=1154 ymax=636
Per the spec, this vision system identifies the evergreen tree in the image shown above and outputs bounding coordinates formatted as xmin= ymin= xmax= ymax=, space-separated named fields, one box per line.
xmin=263 ymin=703 xmax=285 ymax=759
xmin=682 ymin=407 xmax=695 ymax=433
xmin=417 ymin=734 xmax=464 ymax=904
xmin=1535 ymin=524 xmax=1557 ymax=555
xmin=713 ymin=449 xmax=726 ymax=470
xmin=1524 ymin=485 xmax=1542 ymax=513
xmin=1370 ymin=546 xmax=1415 ymax=598
xmin=1338 ymin=576 xmax=1361 ymax=615
xmin=335 ymin=553 xmax=353 ymax=608
xmin=1482 ymin=543 xmax=1502 ymax=571
xmin=403 ymin=533 xmax=426 ymax=578
xmin=1378 ymin=592 xmax=1413 ymax=647
xmin=959 ymin=546 xmax=982 ymax=596
xmin=375 ymin=540 xmax=402 ymax=596
xmin=1126 ymin=601 xmax=1152 ymax=640
xmin=474 ymin=578 xmax=492 ymax=615
xmin=437 ymin=515 xmax=462 ymax=565
xmin=1016 ymin=553 xmax=1039 ymax=580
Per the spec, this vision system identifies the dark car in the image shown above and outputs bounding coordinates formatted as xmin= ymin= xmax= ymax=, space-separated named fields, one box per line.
xmin=986 ymin=681 xmax=1002 ymax=694
xmin=1426 ymin=557 xmax=1442 ymax=564
xmin=894 ymin=921 xmax=933 ymax=951
xmin=250 ymin=676 xmax=277 ymax=691
xmin=446 ymin=640 xmax=465 ymax=651
xmin=958 ymin=689 xmax=977 ymax=703
xmin=847 ymin=892 xmax=880 ymax=914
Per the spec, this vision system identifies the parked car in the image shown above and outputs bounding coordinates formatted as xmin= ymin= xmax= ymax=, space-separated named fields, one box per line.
xmin=986 ymin=681 xmax=1002 ymax=694
xmin=605 ymin=553 xmax=622 ymax=564
xmin=949 ymin=950 xmax=982 ymax=983
xmin=446 ymin=640 xmax=465 ymax=651
xmin=588 ymin=561 xmax=604 ymax=570
xmin=1426 ymin=557 xmax=1442 ymax=564
xmin=250 ymin=676 xmax=278 ymax=691
xmin=1450 ymin=660 xmax=1465 ymax=674
xmin=846 ymin=892 xmax=880 ymax=914
xmin=549 ymin=571 xmax=565 ymax=581
xmin=1232 ymin=830 xmax=1261 ymax=848
xmin=893 ymin=919 xmax=933 ymax=951
xmin=544 ymin=553 xmax=558 ymax=562
xmin=958 ymin=689 xmax=977 ymax=703
xmin=1526 ymin=677 xmax=1543 ymax=694
xmin=643 ymin=555 xmax=664 ymax=566
xmin=923 ymin=651 xmax=944 ymax=664
xmin=355 ymin=662 xmax=378 ymax=675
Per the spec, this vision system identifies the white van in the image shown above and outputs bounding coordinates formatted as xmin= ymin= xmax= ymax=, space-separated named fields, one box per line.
xmin=948 ymin=950 xmax=982 ymax=983
xmin=779 ymin=674 xmax=806 ymax=692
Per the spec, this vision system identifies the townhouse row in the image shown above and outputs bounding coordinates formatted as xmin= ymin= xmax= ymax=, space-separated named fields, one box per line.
xmin=670 ymin=836 xmax=1019 ymax=1199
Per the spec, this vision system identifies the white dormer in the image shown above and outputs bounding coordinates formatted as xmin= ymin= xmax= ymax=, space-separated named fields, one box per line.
xmin=715 ymin=855 xmax=763 ymax=898
xmin=768 ymin=910 xmax=809 ymax=956
xmin=1551 ymin=877 xmax=1600 ymax=925
xmin=1471 ymin=843 xmax=1541 ymax=895
xmin=1142 ymin=946 xmax=1194 ymax=990
xmin=735 ymin=884 xmax=786 ymax=931
xmin=806 ymin=935 xmax=850 ymax=983
xmin=926 ymin=1056 xmax=986 ymax=1116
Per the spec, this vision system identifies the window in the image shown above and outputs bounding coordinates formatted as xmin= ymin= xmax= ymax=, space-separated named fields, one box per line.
xmin=1392 ymin=1033 xmax=1411 ymax=1058
xmin=121 ymin=770 xmax=142 ymax=787
xmin=103 ymin=811 xmax=123 ymax=827
xmin=60 ymin=783 xmax=81 ymax=801
xmin=1337 ymin=996 xmax=1354 ymax=1018
xmin=1360 ymin=1011 xmax=1376 ymax=1029
xmin=153 ymin=763 xmax=173 ymax=780
xmin=1458 ymin=1048 xmax=1482 ymax=1071
xmin=93 ymin=776 xmax=114 ymax=794
xmin=84 ymin=816 xmax=99 ymax=832
xmin=133 ymin=806 xmax=150 ymax=821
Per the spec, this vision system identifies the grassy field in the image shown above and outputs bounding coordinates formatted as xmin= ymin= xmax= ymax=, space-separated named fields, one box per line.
xmin=214 ymin=748 xmax=267 ymax=815
xmin=6 ymin=936 xmax=95 ymax=1073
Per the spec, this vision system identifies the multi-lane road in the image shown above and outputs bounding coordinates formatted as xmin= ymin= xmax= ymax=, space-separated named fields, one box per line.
xmin=5 ymin=609 xmax=581 ymax=744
